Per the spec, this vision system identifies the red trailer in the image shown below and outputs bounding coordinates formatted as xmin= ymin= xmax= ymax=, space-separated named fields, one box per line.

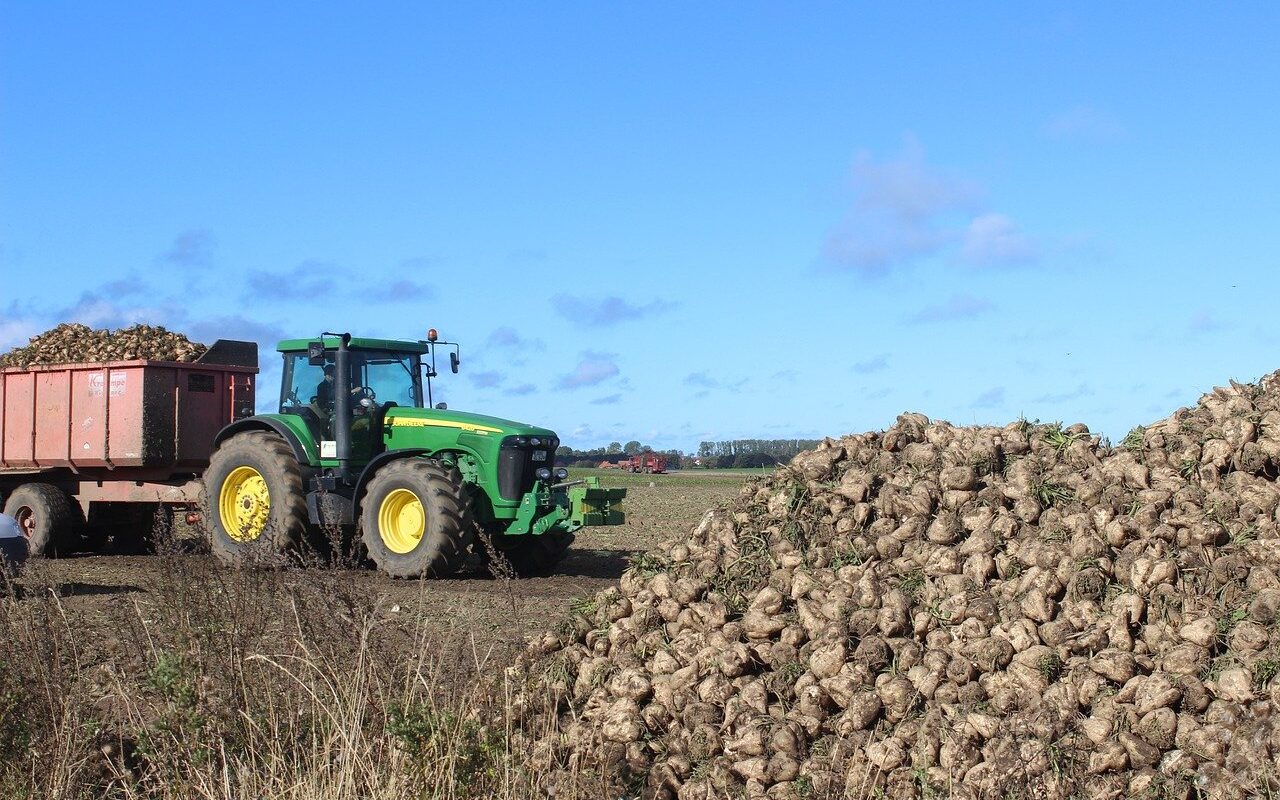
xmin=625 ymin=453 xmax=668 ymax=474
xmin=0 ymin=340 xmax=256 ymax=554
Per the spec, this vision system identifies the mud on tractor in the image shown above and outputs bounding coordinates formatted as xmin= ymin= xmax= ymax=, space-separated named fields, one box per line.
xmin=208 ymin=331 xmax=625 ymax=577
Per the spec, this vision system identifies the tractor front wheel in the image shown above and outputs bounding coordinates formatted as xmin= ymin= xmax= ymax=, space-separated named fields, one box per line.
xmin=360 ymin=459 xmax=474 ymax=578
xmin=204 ymin=431 xmax=308 ymax=565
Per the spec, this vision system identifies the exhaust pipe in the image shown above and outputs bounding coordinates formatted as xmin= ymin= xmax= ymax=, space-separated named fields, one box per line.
xmin=327 ymin=332 xmax=354 ymax=479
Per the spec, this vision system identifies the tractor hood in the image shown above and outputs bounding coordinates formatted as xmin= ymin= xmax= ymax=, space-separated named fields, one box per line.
xmin=383 ymin=407 xmax=557 ymax=441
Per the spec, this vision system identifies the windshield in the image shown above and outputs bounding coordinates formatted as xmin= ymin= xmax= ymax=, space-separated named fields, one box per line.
xmin=355 ymin=352 xmax=421 ymax=408
xmin=280 ymin=351 xmax=423 ymax=412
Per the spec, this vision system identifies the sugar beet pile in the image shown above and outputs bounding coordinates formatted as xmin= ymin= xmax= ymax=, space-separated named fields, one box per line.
xmin=510 ymin=375 xmax=1280 ymax=799
xmin=0 ymin=323 xmax=207 ymax=367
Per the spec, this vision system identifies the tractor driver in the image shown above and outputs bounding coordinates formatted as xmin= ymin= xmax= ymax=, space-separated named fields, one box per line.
xmin=316 ymin=364 xmax=337 ymax=410
xmin=315 ymin=363 xmax=373 ymax=434
xmin=317 ymin=363 xmax=370 ymax=409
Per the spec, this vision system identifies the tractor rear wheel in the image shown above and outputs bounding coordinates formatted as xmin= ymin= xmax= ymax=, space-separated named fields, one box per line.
xmin=483 ymin=530 xmax=575 ymax=578
xmin=2 ymin=483 xmax=84 ymax=557
xmin=360 ymin=459 xmax=474 ymax=578
xmin=204 ymin=431 xmax=308 ymax=565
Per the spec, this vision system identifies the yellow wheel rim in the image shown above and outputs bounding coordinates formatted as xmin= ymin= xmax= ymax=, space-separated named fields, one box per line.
xmin=219 ymin=466 xmax=271 ymax=541
xmin=378 ymin=488 xmax=425 ymax=554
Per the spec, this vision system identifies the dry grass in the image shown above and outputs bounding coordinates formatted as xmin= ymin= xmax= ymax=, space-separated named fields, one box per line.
xmin=0 ymin=541 xmax=552 ymax=800
xmin=0 ymin=472 xmax=752 ymax=800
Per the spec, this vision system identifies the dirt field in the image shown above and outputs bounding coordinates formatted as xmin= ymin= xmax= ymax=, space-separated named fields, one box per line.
xmin=25 ymin=469 xmax=749 ymax=666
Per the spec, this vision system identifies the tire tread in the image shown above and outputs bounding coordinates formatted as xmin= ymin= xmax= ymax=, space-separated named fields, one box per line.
xmin=360 ymin=458 xmax=474 ymax=578
xmin=2 ymin=483 xmax=84 ymax=557
xmin=205 ymin=430 xmax=308 ymax=564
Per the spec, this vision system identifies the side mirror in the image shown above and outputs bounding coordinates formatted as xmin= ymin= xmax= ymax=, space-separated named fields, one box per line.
xmin=307 ymin=341 xmax=326 ymax=366
xmin=450 ymin=352 xmax=460 ymax=374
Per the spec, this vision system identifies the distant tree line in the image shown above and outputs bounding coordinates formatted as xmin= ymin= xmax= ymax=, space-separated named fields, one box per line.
xmin=696 ymin=439 xmax=822 ymax=461
xmin=553 ymin=437 xmax=823 ymax=470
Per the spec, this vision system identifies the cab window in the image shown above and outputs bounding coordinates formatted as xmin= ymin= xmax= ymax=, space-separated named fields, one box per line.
xmin=280 ymin=353 xmax=330 ymax=411
xmin=355 ymin=353 xmax=421 ymax=408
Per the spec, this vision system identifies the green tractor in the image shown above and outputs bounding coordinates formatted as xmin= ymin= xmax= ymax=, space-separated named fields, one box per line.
xmin=203 ymin=331 xmax=624 ymax=577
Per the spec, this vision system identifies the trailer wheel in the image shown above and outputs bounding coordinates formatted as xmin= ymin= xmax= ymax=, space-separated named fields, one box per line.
xmin=483 ymin=530 xmax=575 ymax=578
xmin=3 ymin=483 xmax=84 ymax=557
xmin=360 ymin=459 xmax=474 ymax=578
xmin=204 ymin=431 xmax=308 ymax=564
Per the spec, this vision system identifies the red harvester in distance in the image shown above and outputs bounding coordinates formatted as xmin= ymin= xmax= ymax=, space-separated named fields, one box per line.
xmin=624 ymin=453 xmax=667 ymax=474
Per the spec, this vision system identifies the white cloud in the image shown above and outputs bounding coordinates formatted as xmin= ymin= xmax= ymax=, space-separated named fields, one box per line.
xmin=58 ymin=294 xmax=174 ymax=329
xmin=852 ymin=138 xmax=980 ymax=221
xmin=972 ymin=387 xmax=1006 ymax=409
xmin=162 ymin=229 xmax=215 ymax=268
xmin=1190 ymin=312 xmax=1225 ymax=334
xmin=488 ymin=327 xmax=522 ymax=347
xmin=852 ymin=355 xmax=888 ymax=374
xmin=183 ymin=315 xmax=288 ymax=350
xmin=823 ymin=137 xmax=980 ymax=275
xmin=961 ymin=213 xmax=1037 ymax=266
xmin=908 ymin=294 xmax=995 ymax=323
xmin=469 ymin=370 xmax=503 ymax=389
xmin=823 ymin=138 xmax=1045 ymax=274
xmin=558 ymin=351 xmax=620 ymax=389
xmin=380 ymin=279 xmax=435 ymax=302
xmin=486 ymin=326 xmax=545 ymax=351
xmin=552 ymin=295 xmax=676 ymax=327
xmin=246 ymin=261 xmax=330 ymax=301
xmin=0 ymin=319 xmax=39 ymax=350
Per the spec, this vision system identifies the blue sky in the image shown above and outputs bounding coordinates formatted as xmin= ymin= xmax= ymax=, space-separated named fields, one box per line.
xmin=3 ymin=4 xmax=1278 ymax=451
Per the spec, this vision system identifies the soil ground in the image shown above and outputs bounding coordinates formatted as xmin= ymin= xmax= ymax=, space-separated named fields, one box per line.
xmin=23 ymin=469 xmax=751 ymax=665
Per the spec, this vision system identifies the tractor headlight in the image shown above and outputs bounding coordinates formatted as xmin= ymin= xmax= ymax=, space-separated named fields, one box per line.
xmin=513 ymin=436 xmax=529 ymax=446
xmin=554 ymin=468 xmax=569 ymax=480
xmin=530 ymin=437 xmax=542 ymax=447
xmin=535 ymin=467 xmax=552 ymax=481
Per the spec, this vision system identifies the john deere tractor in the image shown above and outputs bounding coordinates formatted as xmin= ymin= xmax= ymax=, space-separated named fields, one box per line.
xmin=204 ymin=331 xmax=624 ymax=577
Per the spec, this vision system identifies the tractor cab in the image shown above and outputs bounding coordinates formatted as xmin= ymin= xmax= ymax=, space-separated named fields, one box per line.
xmin=280 ymin=348 xmax=424 ymax=414
xmin=277 ymin=331 xmax=460 ymax=462
xmin=278 ymin=337 xmax=429 ymax=460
